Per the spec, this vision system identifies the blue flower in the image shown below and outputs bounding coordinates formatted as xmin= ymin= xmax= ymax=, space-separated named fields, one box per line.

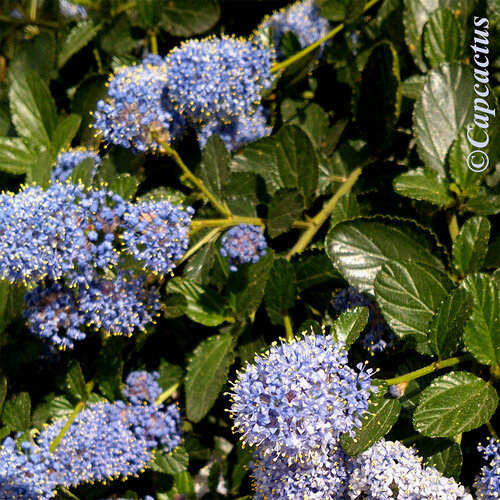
xmin=475 ymin=438 xmax=500 ymax=499
xmin=229 ymin=334 xmax=376 ymax=460
xmin=77 ymin=271 xmax=161 ymax=336
xmin=347 ymin=439 xmax=472 ymax=499
xmin=123 ymin=370 xmax=162 ymax=405
xmin=256 ymin=0 xmax=330 ymax=59
xmin=94 ymin=58 xmax=184 ymax=153
xmin=332 ymin=287 xmax=395 ymax=354
xmin=23 ymin=282 xmax=86 ymax=350
xmin=0 ymin=437 xmax=56 ymax=499
xmin=121 ymin=199 xmax=193 ymax=275
xmin=220 ymin=224 xmax=267 ymax=272
xmin=36 ymin=403 xmax=153 ymax=488
xmin=252 ymin=444 xmax=351 ymax=499
xmin=0 ymin=183 xmax=87 ymax=284
xmin=52 ymin=148 xmax=101 ymax=183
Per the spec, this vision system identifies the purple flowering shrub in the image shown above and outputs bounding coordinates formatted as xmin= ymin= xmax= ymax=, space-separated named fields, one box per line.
xmin=0 ymin=0 xmax=498 ymax=498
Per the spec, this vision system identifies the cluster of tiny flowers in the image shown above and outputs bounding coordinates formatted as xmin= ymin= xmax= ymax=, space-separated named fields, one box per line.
xmin=347 ymin=439 xmax=472 ymax=499
xmin=52 ymin=148 xmax=101 ymax=183
xmin=220 ymin=224 xmax=267 ymax=272
xmin=94 ymin=58 xmax=184 ymax=153
xmin=0 ymin=183 xmax=87 ymax=284
xmin=77 ymin=272 xmax=161 ymax=336
xmin=35 ymin=402 xmax=154 ymax=488
xmin=256 ymin=0 xmax=330 ymax=58
xmin=0 ymin=437 xmax=56 ymax=499
xmin=122 ymin=199 xmax=194 ymax=275
xmin=165 ymin=35 xmax=275 ymax=151
xmin=59 ymin=0 xmax=87 ymax=18
xmin=332 ymin=287 xmax=395 ymax=354
xmin=251 ymin=444 xmax=352 ymax=499
xmin=229 ymin=334 xmax=376 ymax=459
xmin=475 ymin=438 xmax=500 ymax=498
xmin=23 ymin=282 xmax=86 ymax=350
xmin=123 ymin=370 xmax=162 ymax=405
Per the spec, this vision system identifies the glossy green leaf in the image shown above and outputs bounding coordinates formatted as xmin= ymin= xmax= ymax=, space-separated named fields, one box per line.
xmin=96 ymin=338 xmax=124 ymax=401
xmin=267 ymin=188 xmax=304 ymax=238
xmin=160 ymin=0 xmax=220 ymax=37
xmin=27 ymin=147 xmax=52 ymax=188
xmin=264 ymin=259 xmax=296 ymax=324
xmin=111 ymin=174 xmax=140 ymax=200
xmin=331 ymin=307 xmax=369 ymax=349
xmin=423 ymin=8 xmax=463 ymax=67
xmin=9 ymin=71 xmax=57 ymax=148
xmin=197 ymin=135 xmax=230 ymax=204
xmin=2 ymin=392 xmax=31 ymax=432
xmin=414 ymin=63 xmax=474 ymax=175
xmin=0 ymin=137 xmax=35 ymax=175
xmin=151 ymin=447 xmax=189 ymax=475
xmin=137 ymin=0 xmax=163 ymax=28
xmin=463 ymin=193 xmax=500 ymax=216
xmin=413 ymin=372 xmax=499 ymax=437
xmin=0 ymin=377 xmax=7 ymax=416
xmin=374 ymin=261 xmax=453 ymax=352
xmin=185 ymin=333 xmax=235 ymax=423
xmin=58 ymin=20 xmax=101 ymax=67
xmin=52 ymin=114 xmax=81 ymax=154
xmin=292 ymin=251 xmax=341 ymax=292
xmin=326 ymin=218 xmax=444 ymax=294
xmin=157 ymin=360 xmax=183 ymax=391
xmin=428 ymin=287 xmax=473 ymax=358
xmin=65 ymin=362 xmax=87 ymax=402
xmin=401 ymin=75 xmax=425 ymax=99
xmin=461 ymin=273 xmax=500 ymax=365
xmin=393 ymin=167 xmax=454 ymax=206
xmin=330 ymin=193 xmax=360 ymax=228
xmin=452 ymin=216 xmax=491 ymax=276
xmin=416 ymin=437 xmax=463 ymax=479
xmin=70 ymin=157 xmax=96 ymax=186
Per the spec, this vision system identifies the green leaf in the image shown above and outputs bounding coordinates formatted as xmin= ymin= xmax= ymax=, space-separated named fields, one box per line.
xmin=65 ymin=362 xmax=87 ymax=402
xmin=52 ymin=114 xmax=82 ymax=154
xmin=100 ymin=16 xmax=136 ymax=55
xmin=330 ymin=193 xmax=360 ymax=228
xmin=137 ymin=0 xmax=163 ymax=28
xmin=325 ymin=218 xmax=444 ymax=294
xmin=27 ymin=147 xmax=52 ymax=188
xmin=331 ymin=307 xmax=369 ymax=349
xmin=414 ymin=63 xmax=474 ymax=175
xmin=415 ymin=437 xmax=463 ymax=480
xmin=413 ymin=371 xmax=499 ymax=437
xmin=2 ymin=392 xmax=31 ymax=432
xmin=267 ymin=188 xmax=304 ymax=238
xmin=428 ymin=288 xmax=473 ymax=358
xmin=111 ymin=174 xmax=140 ymax=200
xmin=232 ymin=125 xmax=318 ymax=207
xmin=264 ymin=259 xmax=297 ymax=324
xmin=317 ymin=0 xmax=350 ymax=21
xmin=342 ymin=391 xmax=401 ymax=456
xmin=198 ymin=135 xmax=230 ymax=204
xmin=185 ymin=333 xmax=236 ymax=423
xmin=158 ymin=360 xmax=183 ymax=391
xmin=96 ymin=338 xmax=124 ymax=401
xmin=292 ymin=251 xmax=341 ymax=292
xmin=461 ymin=273 xmax=500 ymax=365
xmin=423 ymin=8 xmax=463 ymax=67
xmin=58 ymin=20 xmax=101 ymax=67
xmin=163 ymin=293 xmax=188 ymax=319
xmin=374 ymin=261 xmax=453 ymax=352
xmin=452 ymin=216 xmax=491 ymax=276
xmin=183 ymin=242 xmax=215 ymax=285
xmin=166 ymin=278 xmax=227 ymax=327
xmin=355 ymin=41 xmax=401 ymax=146
xmin=228 ymin=250 xmax=275 ymax=321
xmin=0 ymin=137 xmax=36 ymax=175
xmin=9 ymin=71 xmax=58 ymax=149
xmin=160 ymin=0 xmax=220 ymax=37
xmin=463 ymin=193 xmax=500 ymax=216
xmin=223 ymin=172 xmax=260 ymax=217
xmin=401 ymin=75 xmax=426 ymax=100
xmin=393 ymin=167 xmax=454 ymax=206
xmin=151 ymin=447 xmax=189 ymax=474
xmin=70 ymin=157 xmax=97 ymax=186
xmin=0 ymin=376 xmax=7 ymax=416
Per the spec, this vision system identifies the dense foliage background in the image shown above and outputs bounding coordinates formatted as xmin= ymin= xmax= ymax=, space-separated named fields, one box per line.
xmin=0 ymin=0 xmax=499 ymax=498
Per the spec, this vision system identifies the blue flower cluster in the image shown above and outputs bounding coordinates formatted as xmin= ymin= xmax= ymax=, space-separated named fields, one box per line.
xmin=475 ymin=438 xmax=500 ymax=499
xmin=52 ymin=148 xmax=101 ymax=183
xmin=229 ymin=334 xmax=376 ymax=460
xmin=94 ymin=58 xmax=184 ymax=153
xmin=123 ymin=370 xmax=162 ymax=405
xmin=332 ymin=287 xmax=395 ymax=354
xmin=220 ymin=224 xmax=267 ymax=272
xmin=347 ymin=439 xmax=472 ymax=499
xmin=0 ymin=182 xmax=192 ymax=349
xmin=256 ymin=0 xmax=330 ymax=59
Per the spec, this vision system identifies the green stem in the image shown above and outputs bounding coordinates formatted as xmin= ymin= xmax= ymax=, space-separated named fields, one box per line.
xmin=59 ymin=486 xmax=80 ymax=500
xmin=0 ymin=14 xmax=59 ymax=28
xmin=115 ymin=0 xmax=137 ymax=15
xmin=384 ymin=355 xmax=471 ymax=386
xmin=150 ymin=32 xmax=158 ymax=55
xmin=286 ymin=167 xmax=362 ymax=260
xmin=446 ymin=210 xmax=459 ymax=242
xmin=270 ymin=0 xmax=382 ymax=73
xmin=50 ymin=381 xmax=95 ymax=452
xmin=486 ymin=421 xmax=499 ymax=440
xmin=283 ymin=313 xmax=294 ymax=342
xmin=191 ymin=217 xmax=311 ymax=230
xmin=156 ymin=382 xmax=180 ymax=406
xmin=156 ymin=139 xmax=232 ymax=217
xmin=180 ymin=227 xmax=222 ymax=263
